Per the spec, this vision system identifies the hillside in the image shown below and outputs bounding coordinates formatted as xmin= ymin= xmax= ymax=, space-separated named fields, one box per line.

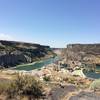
xmin=0 ymin=40 xmax=54 ymax=68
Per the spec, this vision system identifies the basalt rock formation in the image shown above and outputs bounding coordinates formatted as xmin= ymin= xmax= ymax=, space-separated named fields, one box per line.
xmin=0 ymin=40 xmax=54 ymax=68
xmin=65 ymin=44 xmax=100 ymax=65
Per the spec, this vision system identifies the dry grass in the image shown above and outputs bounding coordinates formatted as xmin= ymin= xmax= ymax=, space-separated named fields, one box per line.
xmin=0 ymin=73 xmax=44 ymax=100
xmin=0 ymin=71 xmax=16 ymax=80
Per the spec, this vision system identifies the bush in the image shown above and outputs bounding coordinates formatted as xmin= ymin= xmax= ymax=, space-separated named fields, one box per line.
xmin=7 ymin=74 xmax=44 ymax=99
xmin=0 ymin=80 xmax=10 ymax=94
xmin=90 ymin=79 xmax=100 ymax=91
xmin=43 ymin=76 xmax=51 ymax=82
xmin=67 ymin=77 xmax=76 ymax=84
xmin=63 ymin=77 xmax=69 ymax=82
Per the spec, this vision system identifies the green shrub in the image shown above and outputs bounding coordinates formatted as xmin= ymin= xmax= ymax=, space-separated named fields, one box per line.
xmin=43 ymin=76 xmax=51 ymax=82
xmin=67 ymin=77 xmax=76 ymax=84
xmin=90 ymin=79 xmax=100 ymax=91
xmin=0 ymin=80 xmax=10 ymax=94
xmin=7 ymin=74 xmax=44 ymax=99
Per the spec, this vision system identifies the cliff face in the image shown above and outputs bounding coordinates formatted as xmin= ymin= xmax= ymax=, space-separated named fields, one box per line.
xmin=52 ymin=48 xmax=63 ymax=56
xmin=65 ymin=44 xmax=100 ymax=64
xmin=0 ymin=40 xmax=54 ymax=68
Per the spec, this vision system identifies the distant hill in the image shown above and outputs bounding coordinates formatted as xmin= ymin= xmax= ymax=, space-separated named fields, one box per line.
xmin=0 ymin=40 xmax=54 ymax=68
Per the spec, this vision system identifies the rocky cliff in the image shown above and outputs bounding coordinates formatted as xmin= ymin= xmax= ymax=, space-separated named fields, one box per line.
xmin=0 ymin=40 xmax=54 ymax=68
xmin=65 ymin=44 xmax=100 ymax=65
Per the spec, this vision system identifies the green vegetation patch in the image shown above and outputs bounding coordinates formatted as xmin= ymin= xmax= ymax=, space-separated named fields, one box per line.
xmin=90 ymin=79 xmax=100 ymax=91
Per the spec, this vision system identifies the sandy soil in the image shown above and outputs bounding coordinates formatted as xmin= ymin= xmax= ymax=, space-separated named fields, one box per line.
xmin=0 ymin=71 xmax=16 ymax=80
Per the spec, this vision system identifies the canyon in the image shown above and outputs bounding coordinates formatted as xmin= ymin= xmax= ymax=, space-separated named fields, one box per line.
xmin=0 ymin=40 xmax=54 ymax=68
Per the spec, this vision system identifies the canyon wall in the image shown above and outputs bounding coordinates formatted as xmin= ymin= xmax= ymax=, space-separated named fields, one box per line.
xmin=65 ymin=44 xmax=100 ymax=64
xmin=0 ymin=40 xmax=54 ymax=68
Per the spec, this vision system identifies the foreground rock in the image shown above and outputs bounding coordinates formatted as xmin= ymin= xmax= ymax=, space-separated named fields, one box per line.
xmin=69 ymin=91 xmax=100 ymax=100
xmin=47 ymin=85 xmax=76 ymax=100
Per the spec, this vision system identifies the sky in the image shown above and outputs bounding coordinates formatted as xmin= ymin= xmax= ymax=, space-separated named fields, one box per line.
xmin=0 ymin=0 xmax=100 ymax=48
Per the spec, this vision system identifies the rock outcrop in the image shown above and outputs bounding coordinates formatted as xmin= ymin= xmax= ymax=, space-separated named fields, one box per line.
xmin=0 ymin=40 xmax=54 ymax=68
xmin=65 ymin=44 xmax=100 ymax=65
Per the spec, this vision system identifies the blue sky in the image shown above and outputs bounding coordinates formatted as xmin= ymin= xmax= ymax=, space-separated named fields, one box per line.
xmin=0 ymin=0 xmax=100 ymax=47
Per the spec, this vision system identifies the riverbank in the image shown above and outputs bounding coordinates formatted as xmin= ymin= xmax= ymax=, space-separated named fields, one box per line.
xmin=11 ymin=56 xmax=60 ymax=71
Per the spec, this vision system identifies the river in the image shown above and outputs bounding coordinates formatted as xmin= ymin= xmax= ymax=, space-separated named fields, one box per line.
xmin=83 ymin=65 xmax=100 ymax=79
xmin=13 ymin=56 xmax=60 ymax=71
xmin=13 ymin=56 xmax=100 ymax=79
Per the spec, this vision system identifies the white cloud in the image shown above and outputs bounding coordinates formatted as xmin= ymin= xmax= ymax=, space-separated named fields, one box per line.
xmin=0 ymin=33 xmax=14 ymax=41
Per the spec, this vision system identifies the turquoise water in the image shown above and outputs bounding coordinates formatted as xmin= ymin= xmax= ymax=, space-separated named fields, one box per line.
xmin=13 ymin=56 xmax=100 ymax=79
xmin=96 ymin=65 xmax=100 ymax=70
xmin=83 ymin=65 xmax=100 ymax=79
xmin=13 ymin=56 xmax=60 ymax=71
